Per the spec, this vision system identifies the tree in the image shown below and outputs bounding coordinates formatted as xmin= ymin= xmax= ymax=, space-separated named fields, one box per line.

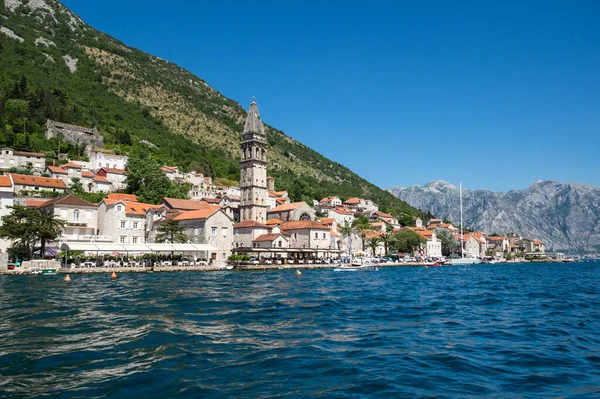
xmin=5 ymin=99 xmax=29 ymax=133
xmin=69 ymin=177 xmax=85 ymax=197
xmin=435 ymin=228 xmax=459 ymax=256
xmin=156 ymin=219 xmax=188 ymax=243
xmin=352 ymin=214 xmax=373 ymax=251
xmin=368 ymin=237 xmax=380 ymax=256
xmin=125 ymin=155 xmax=187 ymax=204
xmin=339 ymin=220 xmax=354 ymax=257
xmin=34 ymin=209 xmax=65 ymax=259
xmin=392 ymin=230 xmax=425 ymax=254
xmin=379 ymin=231 xmax=394 ymax=256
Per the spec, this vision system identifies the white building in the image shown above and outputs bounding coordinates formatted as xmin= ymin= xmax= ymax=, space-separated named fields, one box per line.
xmin=0 ymin=148 xmax=46 ymax=173
xmin=37 ymin=195 xmax=107 ymax=242
xmin=7 ymin=173 xmax=67 ymax=196
xmin=97 ymin=198 xmax=166 ymax=244
xmin=90 ymin=151 xmax=128 ymax=170
xmin=0 ymin=175 xmax=14 ymax=252
xmin=96 ymin=168 xmax=127 ymax=191
xmin=327 ymin=207 xmax=355 ymax=226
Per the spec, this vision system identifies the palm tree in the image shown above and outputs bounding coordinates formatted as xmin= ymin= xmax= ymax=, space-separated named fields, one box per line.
xmin=339 ymin=220 xmax=354 ymax=257
xmin=352 ymin=214 xmax=373 ymax=251
xmin=34 ymin=209 xmax=65 ymax=259
xmin=379 ymin=231 xmax=394 ymax=256
xmin=368 ymin=237 xmax=380 ymax=256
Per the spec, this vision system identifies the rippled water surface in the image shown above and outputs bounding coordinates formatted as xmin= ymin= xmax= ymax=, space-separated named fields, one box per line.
xmin=1 ymin=262 xmax=599 ymax=398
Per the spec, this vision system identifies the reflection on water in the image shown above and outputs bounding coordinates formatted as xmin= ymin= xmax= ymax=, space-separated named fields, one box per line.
xmin=1 ymin=264 xmax=599 ymax=398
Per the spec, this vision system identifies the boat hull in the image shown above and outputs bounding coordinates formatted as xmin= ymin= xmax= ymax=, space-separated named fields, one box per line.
xmin=449 ymin=258 xmax=482 ymax=265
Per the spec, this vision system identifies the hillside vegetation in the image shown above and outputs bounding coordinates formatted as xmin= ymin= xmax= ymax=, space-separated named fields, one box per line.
xmin=0 ymin=0 xmax=423 ymax=217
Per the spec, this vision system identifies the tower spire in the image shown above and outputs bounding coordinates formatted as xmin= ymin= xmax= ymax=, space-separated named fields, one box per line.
xmin=244 ymin=97 xmax=265 ymax=135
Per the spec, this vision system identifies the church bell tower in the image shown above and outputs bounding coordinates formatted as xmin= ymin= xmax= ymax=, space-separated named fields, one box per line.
xmin=239 ymin=98 xmax=268 ymax=223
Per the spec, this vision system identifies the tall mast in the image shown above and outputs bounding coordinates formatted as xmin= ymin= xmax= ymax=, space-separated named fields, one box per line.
xmin=460 ymin=181 xmax=464 ymax=258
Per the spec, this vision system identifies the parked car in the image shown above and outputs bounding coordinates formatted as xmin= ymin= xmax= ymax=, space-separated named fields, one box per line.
xmin=7 ymin=263 xmax=15 ymax=270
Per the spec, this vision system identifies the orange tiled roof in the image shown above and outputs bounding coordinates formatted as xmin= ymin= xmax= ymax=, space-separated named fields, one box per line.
xmin=41 ymin=194 xmax=97 ymax=208
xmin=330 ymin=229 xmax=339 ymax=237
xmin=173 ymin=207 xmax=220 ymax=221
xmin=93 ymin=175 xmax=111 ymax=183
xmin=280 ymin=220 xmax=329 ymax=231
xmin=487 ymin=236 xmax=505 ymax=241
xmin=331 ymin=207 xmax=353 ymax=215
xmin=234 ymin=220 xmax=268 ymax=229
xmin=82 ymin=170 xmax=95 ymax=178
xmin=266 ymin=219 xmax=283 ymax=226
xmin=14 ymin=151 xmax=45 ymax=157
xmin=533 ymin=239 xmax=544 ymax=245
xmin=26 ymin=199 xmax=49 ymax=207
xmin=107 ymin=193 xmax=138 ymax=202
xmin=126 ymin=202 xmax=164 ymax=216
xmin=343 ymin=197 xmax=360 ymax=204
xmin=201 ymin=197 xmax=220 ymax=204
xmin=375 ymin=211 xmax=392 ymax=218
xmin=47 ymin=166 xmax=67 ymax=175
xmin=320 ymin=218 xmax=335 ymax=225
xmin=164 ymin=197 xmax=211 ymax=210
xmin=0 ymin=175 xmax=12 ymax=187
xmin=275 ymin=198 xmax=287 ymax=204
xmin=253 ymin=233 xmax=290 ymax=242
xmin=100 ymin=167 xmax=126 ymax=175
xmin=370 ymin=221 xmax=385 ymax=226
xmin=268 ymin=202 xmax=305 ymax=213
xmin=8 ymin=174 xmax=67 ymax=189
xmin=60 ymin=162 xmax=82 ymax=169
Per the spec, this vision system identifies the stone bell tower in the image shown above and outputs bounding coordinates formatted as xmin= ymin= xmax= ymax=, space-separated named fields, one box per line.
xmin=239 ymin=98 xmax=268 ymax=223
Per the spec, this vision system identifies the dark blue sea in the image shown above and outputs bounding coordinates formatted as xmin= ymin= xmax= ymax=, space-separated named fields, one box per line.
xmin=1 ymin=262 xmax=599 ymax=398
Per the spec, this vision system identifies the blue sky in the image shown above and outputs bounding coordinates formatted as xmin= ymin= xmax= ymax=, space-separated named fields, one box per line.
xmin=61 ymin=0 xmax=600 ymax=192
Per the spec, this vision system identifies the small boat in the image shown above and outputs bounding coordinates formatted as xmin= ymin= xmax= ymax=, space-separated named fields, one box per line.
xmin=219 ymin=265 xmax=234 ymax=270
xmin=334 ymin=264 xmax=377 ymax=272
xmin=562 ymin=258 xmax=575 ymax=263
xmin=29 ymin=268 xmax=43 ymax=275
xmin=423 ymin=261 xmax=442 ymax=266
xmin=42 ymin=269 xmax=57 ymax=275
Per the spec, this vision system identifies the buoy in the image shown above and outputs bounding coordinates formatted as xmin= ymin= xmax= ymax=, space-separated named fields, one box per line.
xmin=64 ymin=274 xmax=71 ymax=282
xmin=296 ymin=269 xmax=302 ymax=275
xmin=111 ymin=271 xmax=117 ymax=279
xmin=375 ymin=267 xmax=379 ymax=271
xmin=425 ymin=265 xmax=429 ymax=269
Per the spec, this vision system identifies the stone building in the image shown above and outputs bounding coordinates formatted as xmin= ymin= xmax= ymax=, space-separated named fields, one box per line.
xmin=45 ymin=120 xmax=104 ymax=149
xmin=97 ymin=198 xmax=165 ymax=244
xmin=267 ymin=202 xmax=315 ymax=222
xmin=0 ymin=148 xmax=46 ymax=173
xmin=239 ymin=98 xmax=269 ymax=223
xmin=7 ymin=173 xmax=67 ymax=196
xmin=0 ymin=175 xmax=14 ymax=252
xmin=37 ymin=195 xmax=105 ymax=243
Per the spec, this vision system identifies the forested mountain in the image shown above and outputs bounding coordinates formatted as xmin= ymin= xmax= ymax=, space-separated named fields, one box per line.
xmin=388 ymin=180 xmax=600 ymax=252
xmin=0 ymin=0 xmax=423 ymax=217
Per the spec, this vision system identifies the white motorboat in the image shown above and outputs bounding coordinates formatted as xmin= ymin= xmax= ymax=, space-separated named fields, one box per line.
xmin=334 ymin=264 xmax=377 ymax=272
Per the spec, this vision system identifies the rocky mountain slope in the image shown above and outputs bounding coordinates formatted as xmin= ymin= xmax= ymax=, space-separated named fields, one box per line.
xmin=0 ymin=0 xmax=421 ymax=216
xmin=388 ymin=180 xmax=600 ymax=252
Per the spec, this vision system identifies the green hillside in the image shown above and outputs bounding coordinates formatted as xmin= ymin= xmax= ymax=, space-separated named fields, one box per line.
xmin=0 ymin=0 xmax=424 ymax=217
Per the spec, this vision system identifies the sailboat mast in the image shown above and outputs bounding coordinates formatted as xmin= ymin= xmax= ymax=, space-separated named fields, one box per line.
xmin=460 ymin=181 xmax=464 ymax=259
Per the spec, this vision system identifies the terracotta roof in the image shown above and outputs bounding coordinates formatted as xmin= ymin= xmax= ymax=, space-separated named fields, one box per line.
xmin=533 ymin=239 xmax=544 ymax=245
xmin=487 ymin=236 xmax=505 ymax=241
xmin=8 ymin=174 xmax=67 ymax=189
xmin=41 ymin=195 xmax=97 ymax=208
xmin=0 ymin=175 xmax=12 ymax=187
xmin=222 ymin=195 xmax=240 ymax=201
xmin=375 ymin=211 xmax=393 ymax=218
xmin=234 ymin=220 xmax=268 ymax=229
xmin=93 ymin=176 xmax=111 ymax=183
xmin=82 ymin=170 xmax=95 ymax=178
xmin=331 ymin=207 xmax=353 ymax=215
xmin=253 ymin=233 xmax=290 ymax=242
xmin=107 ymin=193 xmax=138 ymax=202
xmin=201 ymin=197 xmax=220 ymax=204
xmin=370 ymin=221 xmax=385 ymax=226
xmin=268 ymin=190 xmax=287 ymax=197
xmin=60 ymin=162 xmax=82 ymax=169
xmin=268 ymin=202 xmax=306 ymax=213
xmin=14 ymin=151 xmax=45 ymax=157
xmin=164 ymin=197 xmax=211 ymax=210
xmin=26 ymin=199 xmax=49 ymax=208
xmin=99 ymin=167 xmax=126 ymax=175
xmin=173 ymin=207 xmax=221 ymax=221
xmin=343 ymin=197 xmax=360 ymax=204
xmin=320 ymin=218 xmax=335 ymax=225
xmin=275 ymin=198 xmax=287 ymax=204
xmin=266 ymin=219 xmax=283 ymax=226
xmin=428 ymin=219 xmax=442 ymax=224
xmin=126 ymin=202 xmax=164 ymax=216
xmin=161 ymin=166 xmax=178 ymax=173
xmin=330 ymin=229 xmax=340 ymax=237
xmin=47 ymin=166 xmax=67 ymax=175
xmin=364 ymin=230 xmax=383 ymax=239
xmin=280 ymin=221 xmax=329 ymax=231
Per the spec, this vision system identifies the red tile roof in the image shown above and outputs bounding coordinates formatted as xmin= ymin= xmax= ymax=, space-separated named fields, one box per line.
xmin=173 ymin=207 xmax=221 ymax=221
xmin=99 ymin=167 xmax=126 ymax=175
xmin=268 ymin=202 xmax=306 ymax=213
xmin=126 ymin=202 xmax=164 ymax=216
xmin=234 ymin=220 xmax=268 ymax=229
xmin=40 ymin=195 xmax=97 ymax=208
xmin=0 ymin=175 xmax=12 ymax=187
xmin=280 ymin=221 xmax=329 ymax=231
xmin=343 ymin=197 xmax=360 ymax=204
xmin=331 ymin=207 xmax=353 ymax=215
xmin=320 ymin=218 xmax=335 ymax=225
xmin=8 ymin=174 xmax=67 ymax=189
xmin=93 ymin=175 xmax=111 ymax=183
xmin=47 ymin=166 xmax=67 ymax=175
xmin=60 ymin=162 xmax=82 ymax=169
xmin=266 ymin=218 xmax=283 ymax=226
xmin=26 ymin=199 xmax=49 ymax=208
xmin=201 ymin=197 xmax=220 ymax=204
xmin=82 ymin=170 xmax=95 ymax=178
xmin=253 ymin=233 xmax=290 ymax=242
xmin=164 ymin=197 xmax=213 ymax=210
xmin=14 ymin=151 xmax=45 ymax=157
xmin=107 ymin=193 xmax=138 ymax=201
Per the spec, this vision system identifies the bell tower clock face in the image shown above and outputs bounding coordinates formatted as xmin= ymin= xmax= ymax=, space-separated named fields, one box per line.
xmin=299 ymin=213 xmax=311 ymax=221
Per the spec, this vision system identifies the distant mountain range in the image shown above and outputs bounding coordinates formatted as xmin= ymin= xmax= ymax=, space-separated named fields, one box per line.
xmin=388 ymin=180 xmax=600 ymax=252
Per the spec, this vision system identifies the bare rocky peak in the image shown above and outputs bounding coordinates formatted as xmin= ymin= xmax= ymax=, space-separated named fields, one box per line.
xmin=4 ymin=0 xmax=84 ymax=32
xmin=388 ymin=180 xmax=600 ymax=252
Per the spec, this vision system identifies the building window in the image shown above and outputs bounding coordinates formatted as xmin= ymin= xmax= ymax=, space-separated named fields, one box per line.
xmin=222 ymin=253 xmax=226 ymax=260
xmin=132 ymin=237 xmax=138 ymax=244
xmin=120 ymin=221 xmax=126 ymax=229
xmin=117 ymin=205 xmax=123 ymax=212
xmin=133 ymin=222 xmax=138 ymax=229
xmin=211 ymin=227 xmax=217 ymax=237
xmin=222 ymin=227 xmax=227 ymax=237
xmin=315 ymin=232 xmax=318 ymax=239
xmin=194 ymin=228 xmax=200 ymax=236
xmin=120 ymin=236 xmax=126 ymax=243
xmin=278 ymin=240 xmax=282 ymax=247
xmin=73 ymin=210 xmax=79 ymax=222
xmin=323 ymin=233 xmax=326 ymax=239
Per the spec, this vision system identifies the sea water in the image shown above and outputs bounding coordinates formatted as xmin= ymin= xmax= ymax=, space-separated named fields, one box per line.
xmin=0 ymin=262 xmax=599 ymax=398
